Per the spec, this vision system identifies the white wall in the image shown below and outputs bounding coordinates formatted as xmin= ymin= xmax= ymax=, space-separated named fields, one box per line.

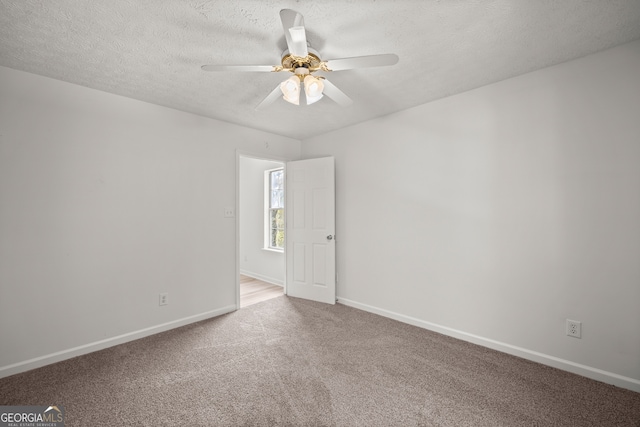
xmin=0 ymin=66 xmax=300 ymax=376
xmin=301 ymin=40 xmax=640 ymax=391
xmin=239 ymin=157 xmax=285 ymax=285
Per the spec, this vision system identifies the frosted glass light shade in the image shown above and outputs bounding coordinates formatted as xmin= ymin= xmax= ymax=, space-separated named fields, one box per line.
xmin=280 ymin=76 xmax=300 ymax=105
xmin=304 ymin=75 xmax=324 ymax=97
xmin=303 ymin=75 xmax=324 ymax=104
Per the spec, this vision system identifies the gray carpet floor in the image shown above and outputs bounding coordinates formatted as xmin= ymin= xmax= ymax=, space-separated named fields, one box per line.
xmin=1 ymin=295 xmax=639 ymax=426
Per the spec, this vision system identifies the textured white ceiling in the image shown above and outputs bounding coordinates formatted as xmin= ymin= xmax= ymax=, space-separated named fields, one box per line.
xmin=1 ymin=0 xmax=640 ymax=140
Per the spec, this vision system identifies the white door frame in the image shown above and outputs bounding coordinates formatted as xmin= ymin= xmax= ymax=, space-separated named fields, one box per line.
xmin=235 ymin=150 xmax=295 ymax=310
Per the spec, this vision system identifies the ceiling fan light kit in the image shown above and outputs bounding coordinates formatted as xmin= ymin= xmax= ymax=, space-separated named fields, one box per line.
xmin=201 ymin=9 xmax=399 ymax=110
xmin=279 ymin=67 xmax=326 ymax=106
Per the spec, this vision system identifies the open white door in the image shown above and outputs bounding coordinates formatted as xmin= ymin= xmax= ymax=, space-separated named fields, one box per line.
xmin=285 ymin=157 xmax=336 ymax=304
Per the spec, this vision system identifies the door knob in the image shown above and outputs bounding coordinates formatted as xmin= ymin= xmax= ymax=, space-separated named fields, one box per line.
xmin=326 ymin=235 xmax=333 ymax=241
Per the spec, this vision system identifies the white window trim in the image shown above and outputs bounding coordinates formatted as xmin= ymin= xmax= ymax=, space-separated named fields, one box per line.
xmin=264 ymin=167 xmax=284 ymax=252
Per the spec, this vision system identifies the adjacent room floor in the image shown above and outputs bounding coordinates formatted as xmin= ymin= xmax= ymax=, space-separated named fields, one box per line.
xmin=239 ymin=274 xmax=283 ymax=308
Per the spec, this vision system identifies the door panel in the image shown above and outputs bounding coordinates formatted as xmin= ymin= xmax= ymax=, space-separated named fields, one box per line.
xmin=313 ymin=244 xmax=327 ymax=286
xmin=292 ymin=189 xmax=305 ymax=228
xmin=286 ymin=157 xmax=336 ymax=304
xmin=293 ymin=243 xmax=306 ymax=282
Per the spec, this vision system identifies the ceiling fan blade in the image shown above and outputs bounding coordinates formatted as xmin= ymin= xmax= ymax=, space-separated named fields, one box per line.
xmin=321 ymin=79 xmax=353 ymax=107
xmin=323 ymin=54 xmax=399 ymax=71
xmin=255 ymin=84 xmax=284 ymax=111
xmin=280 ymin=9 xmax=308 ymax=57
xmin=201 ymin=64 xmax=277 ymax=72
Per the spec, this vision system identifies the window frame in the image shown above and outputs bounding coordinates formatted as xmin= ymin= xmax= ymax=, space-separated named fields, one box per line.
xmin=264 ymin=167 xmax=285 ymax=251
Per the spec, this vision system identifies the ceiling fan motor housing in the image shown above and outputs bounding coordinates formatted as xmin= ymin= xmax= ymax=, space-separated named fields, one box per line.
xmin=281 ymin=48 xmax=323 ymax=76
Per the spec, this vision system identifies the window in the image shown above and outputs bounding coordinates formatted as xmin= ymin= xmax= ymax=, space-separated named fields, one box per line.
xmin=266 ymin=168 xmax=284 ymax=250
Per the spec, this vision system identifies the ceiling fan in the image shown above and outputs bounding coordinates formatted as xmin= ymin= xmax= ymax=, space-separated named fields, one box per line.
xmin=201 ymin=9 xmax=399 ymax=110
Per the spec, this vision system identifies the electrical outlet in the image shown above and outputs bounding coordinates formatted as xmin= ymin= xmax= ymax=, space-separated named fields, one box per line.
xmin=566 ymin=319 xmax=581 ymax=338
xmin=159 ymin=293 xmax=168 ymax=306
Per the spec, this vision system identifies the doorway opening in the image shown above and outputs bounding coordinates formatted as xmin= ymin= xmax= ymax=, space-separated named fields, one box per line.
xmin=238 ymin=154 xmax=286 ymax=308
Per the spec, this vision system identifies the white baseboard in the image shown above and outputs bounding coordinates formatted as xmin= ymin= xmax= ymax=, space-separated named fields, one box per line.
xmin=239 ymin=270 xmax=284 ymax=287
xmin=0 ymin=305 xmax=237 ymax=379
xmin=337 ymin=297 xmax=640 ymax=393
